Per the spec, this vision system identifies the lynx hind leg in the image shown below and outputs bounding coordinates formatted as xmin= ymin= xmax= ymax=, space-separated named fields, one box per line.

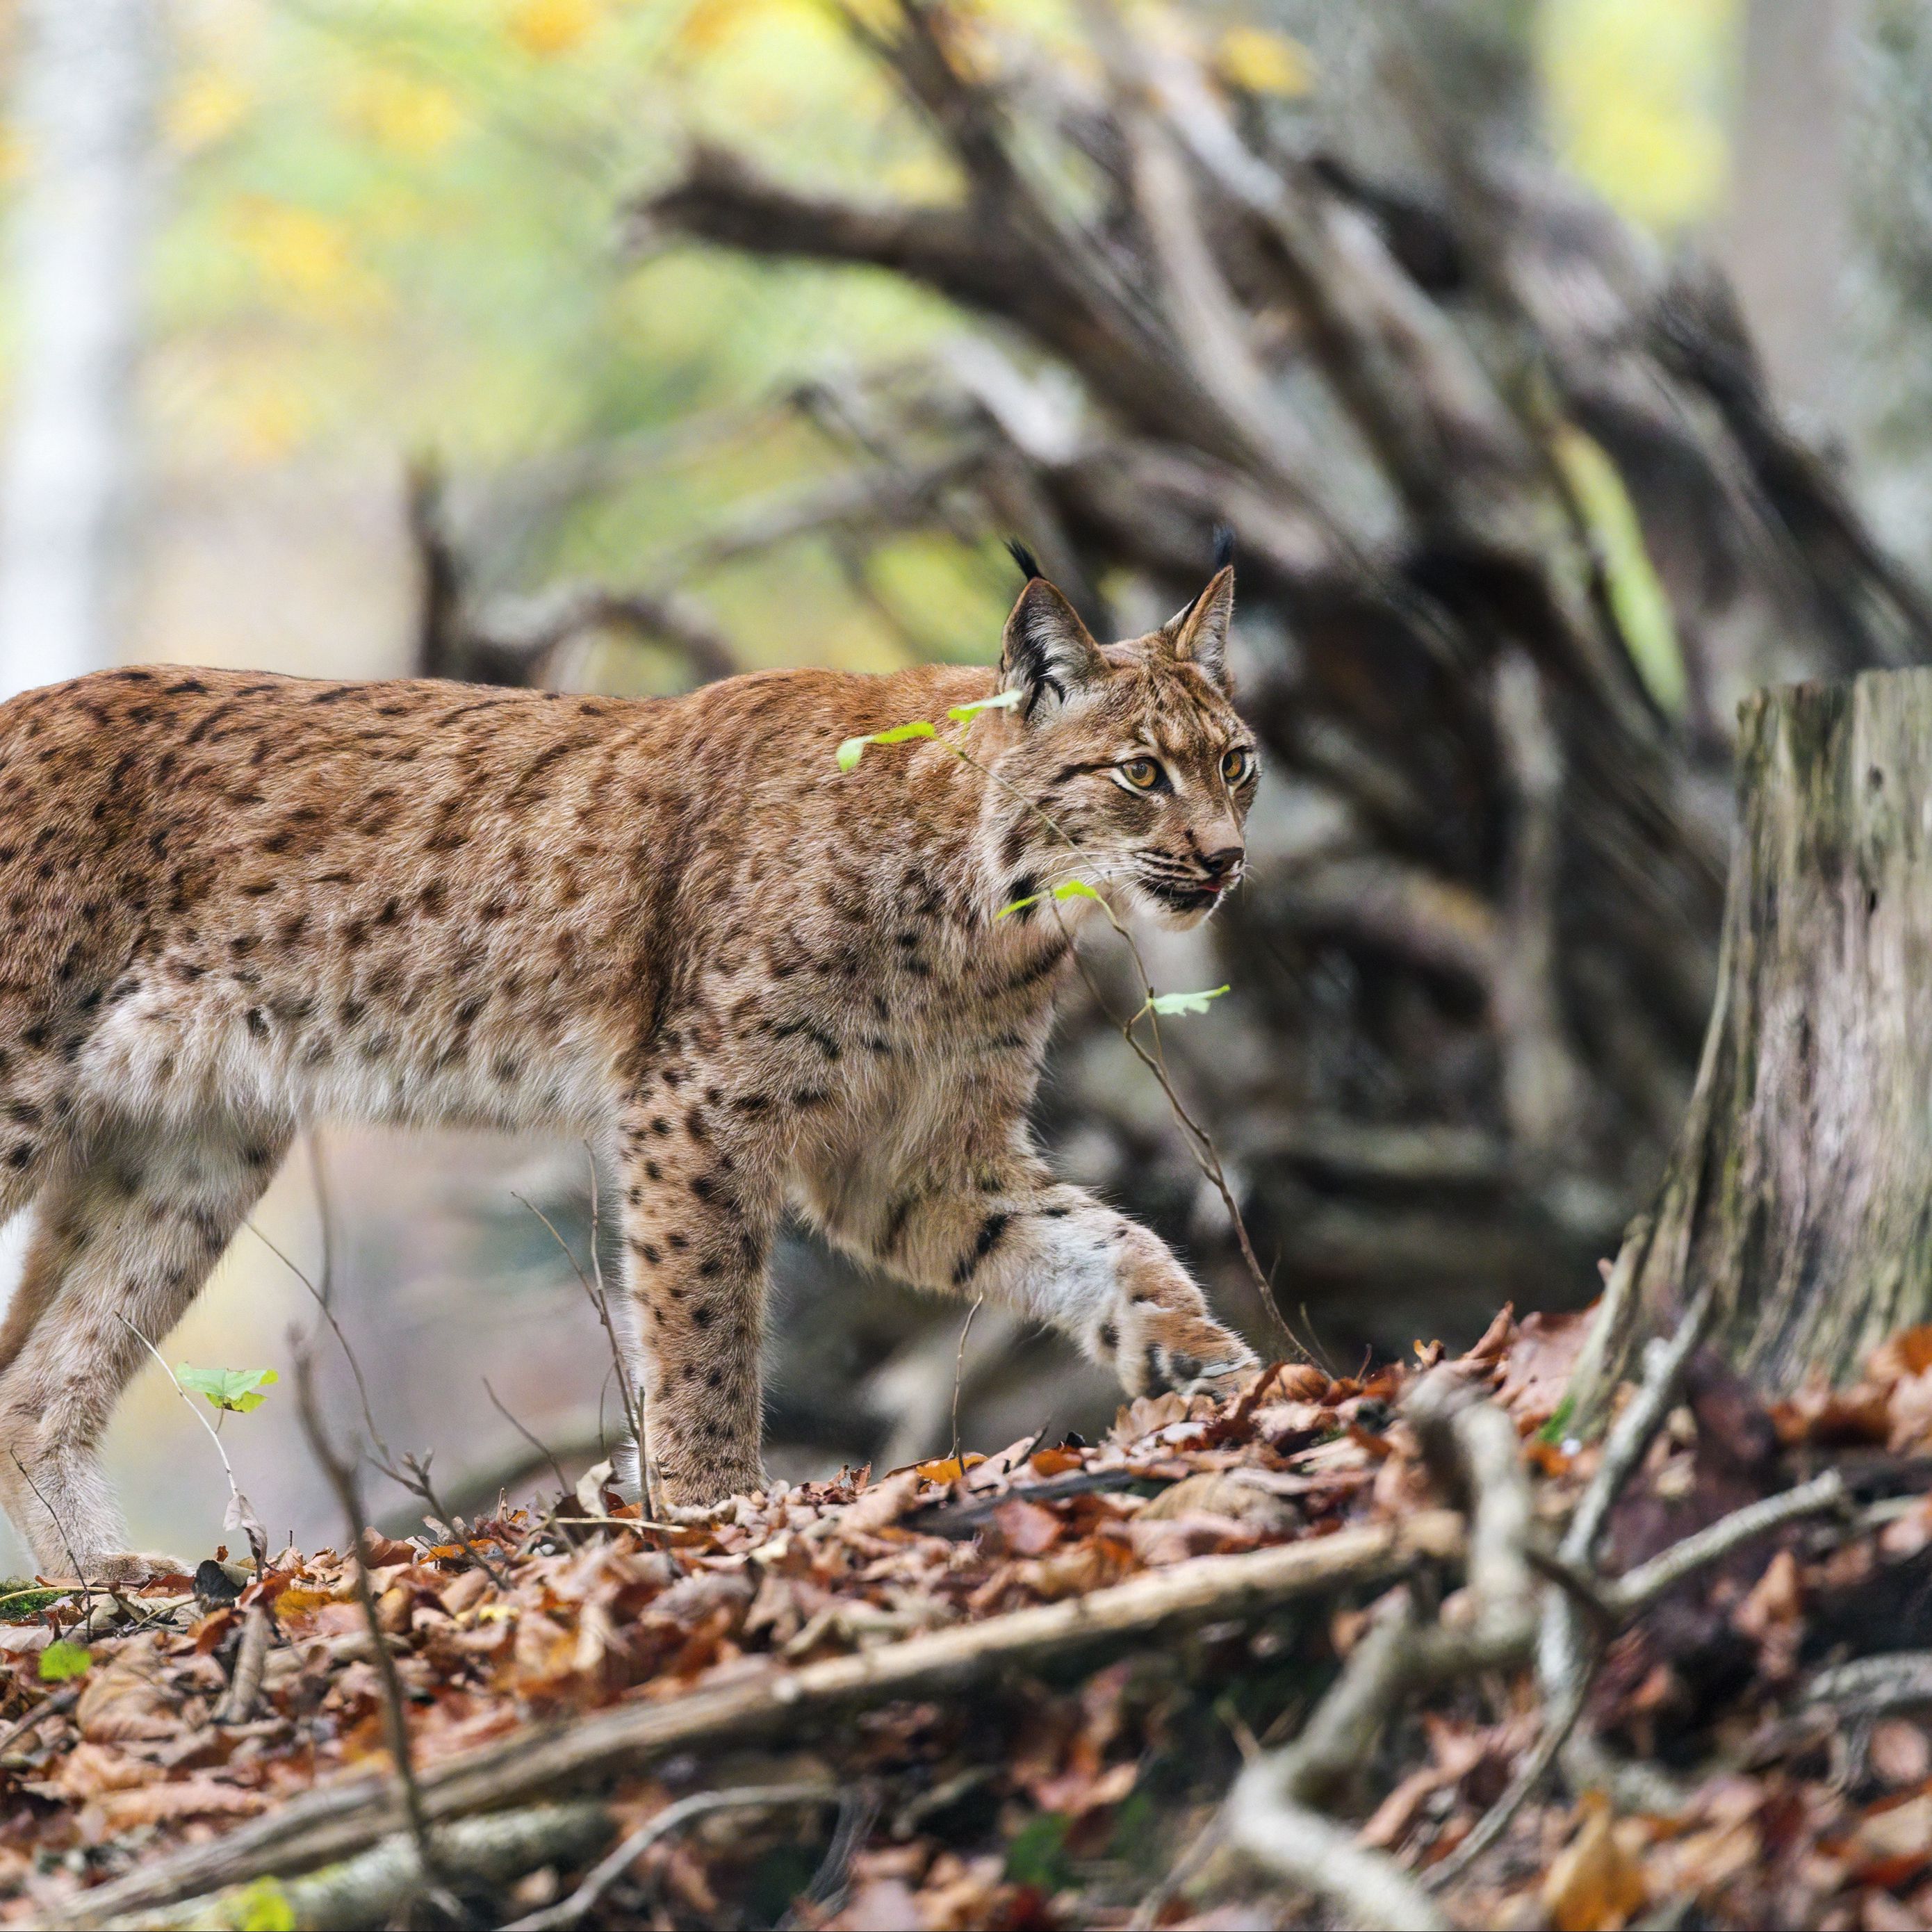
xmin=616 ymin=1092 xmax=782 ymax=1514
xmin=0 ymin=1115 xmax=289 ymax=1582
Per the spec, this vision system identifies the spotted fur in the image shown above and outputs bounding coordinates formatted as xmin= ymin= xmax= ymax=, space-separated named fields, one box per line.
xmin=0 ymin=562 xmax=1258 ymax=1577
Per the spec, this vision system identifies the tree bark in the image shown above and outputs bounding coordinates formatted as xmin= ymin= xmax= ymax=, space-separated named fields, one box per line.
xmin=1583 ymin=669 xmax=1932 ymax=1407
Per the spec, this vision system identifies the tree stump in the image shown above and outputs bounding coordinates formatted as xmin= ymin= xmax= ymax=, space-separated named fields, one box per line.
xmin=1580 ymin=671 xmax=1932 ymax=1407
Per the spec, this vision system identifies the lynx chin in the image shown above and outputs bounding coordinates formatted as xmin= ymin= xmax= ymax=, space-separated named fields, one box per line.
xmin=0 ymin=545 xmax=1258 ymax=1580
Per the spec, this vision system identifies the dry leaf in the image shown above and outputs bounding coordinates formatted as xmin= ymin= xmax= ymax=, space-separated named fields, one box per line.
xmin=1138 ymin=1471 xmax=1295 ymax=1532
xmin=89 ymin=1778 xmax=268 ymax=1832
xmin=1544 ymin=1795 xmax=1648 ymax=1932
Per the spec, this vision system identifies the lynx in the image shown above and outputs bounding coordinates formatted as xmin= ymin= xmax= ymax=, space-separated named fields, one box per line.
xmin=0 ymin=547 xmax=1258 ymax=1581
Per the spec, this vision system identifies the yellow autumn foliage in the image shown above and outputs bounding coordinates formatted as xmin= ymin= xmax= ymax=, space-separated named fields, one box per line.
xmin=229 ymin=199 xmax=387 ymax=320
xmin=165 ymin=71 xmax=252 ymax=155
xmin=1540 ymin=0 xmax=1733 ymax=232
xmin=507 ymin=0 xmax=601 ymax=59
xmin=341 ymin=70 xmax=464 ymax=160
xmin=1214 ymin=24 xmax=1315 ymax=98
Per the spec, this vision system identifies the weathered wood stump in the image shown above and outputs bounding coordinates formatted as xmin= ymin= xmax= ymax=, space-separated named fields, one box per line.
xmin=1580 ymin=671 xmax=1932 ymax=1407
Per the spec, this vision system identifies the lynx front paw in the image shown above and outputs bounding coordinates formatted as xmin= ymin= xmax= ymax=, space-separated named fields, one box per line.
xmin=1090 ymin=1270 xmax=1256 ymax=1400
xmin=1143 ymin=1337 xmax=1258 ymax=1399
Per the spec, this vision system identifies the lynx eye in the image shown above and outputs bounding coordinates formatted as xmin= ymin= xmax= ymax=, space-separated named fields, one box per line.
xmin=1119 ymin=756 xmax=1163 ymax=792
xmin=1220 ymin=746 xmax=1253 ymax=787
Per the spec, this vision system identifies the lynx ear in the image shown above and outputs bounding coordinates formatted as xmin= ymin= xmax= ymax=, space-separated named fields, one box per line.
xmin=1168 ymin=564 xmax=1234 ymax=684
xmin=1000 ymin=575 xmax=1106 ymax=719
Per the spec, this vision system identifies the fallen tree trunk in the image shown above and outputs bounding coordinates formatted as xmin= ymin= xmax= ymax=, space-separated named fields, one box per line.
xmin=1582 ymin=667 xmax=1932 ymax=1405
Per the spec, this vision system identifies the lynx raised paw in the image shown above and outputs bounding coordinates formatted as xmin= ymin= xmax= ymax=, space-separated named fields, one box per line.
xmin=1144 ymin=1340 xmax=1258 ymax=1400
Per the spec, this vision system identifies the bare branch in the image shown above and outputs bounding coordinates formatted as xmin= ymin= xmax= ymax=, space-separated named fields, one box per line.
xmin=503 ymin=1784 xmax=835 ymax=1932
xmin=290 ymin=1343 xmax=449 ymax=1912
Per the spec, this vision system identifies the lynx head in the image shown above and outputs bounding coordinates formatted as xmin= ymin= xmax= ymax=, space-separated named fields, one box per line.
xmin=985 ymin=535 xmax=1256 ymax=930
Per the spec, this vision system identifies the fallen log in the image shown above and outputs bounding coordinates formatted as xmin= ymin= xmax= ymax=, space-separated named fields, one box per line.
xmin=101 ymin=1804 xmax=614 ymax=1932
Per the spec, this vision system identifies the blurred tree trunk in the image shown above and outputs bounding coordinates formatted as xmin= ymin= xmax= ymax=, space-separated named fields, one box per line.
xmin=1584 ymin=669 xmax=1932 ymax=1407
xmin=1719 ymin=0 xmax=1850 ymax=414
xmin=0 ymin=0 xmax=160 ymax=698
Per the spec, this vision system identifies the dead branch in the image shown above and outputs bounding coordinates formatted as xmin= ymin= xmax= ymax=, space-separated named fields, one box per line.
xmin=290 ymin=1346 xmax=449 ymax=1911
xmin=1805 ymin=1651 xmax=1932 ymax=1719
xmin=1601 ymin=1469 xmax=1847 ymax=1616
xmin=1221 ymin=1793 xmax=1452 ymax=1932
xmin=105 ymin=1802 xmax=615 ymax=1932
xmin=503 ymin=1783 xmax=835 ymax=1932
xmin=1222 ymin=1373 xmax=1534 ymax=1909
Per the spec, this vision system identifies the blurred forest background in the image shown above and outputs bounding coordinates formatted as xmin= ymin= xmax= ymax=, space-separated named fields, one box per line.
xmin=0 ymin=0 xmax=1926 ymax=1565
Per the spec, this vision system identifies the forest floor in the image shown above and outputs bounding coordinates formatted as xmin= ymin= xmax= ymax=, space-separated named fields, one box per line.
xmin=1 ymin=1307 xmax=1931 ymax=1931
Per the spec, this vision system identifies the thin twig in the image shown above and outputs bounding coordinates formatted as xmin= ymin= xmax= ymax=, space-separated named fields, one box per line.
xmin=0 ymin=1683 xmax=79 ymax=1757
xmin=1562 ymin=1281 xmax=1719 ymax=1571
xmin=483 ymin=1380 xmax=573 ymax=1499
xmin=1602 ymin=1470 xmax=1847 ymax=1616
xmin=949 ymin=1295 xmax=982 ymax=1467
xmin=1538 ymin=1280 xmax=1719 ymax=1805
xmin=290 ymin=1343 xmax=452 ymax=1914
xmin=115 ymin=1316 xmax=268 ymax=1575
xmin=503 ymin=1783 xmax=835 ymax=1932
xmin=1128 ymin=1808 xmax=1225 ymax=1929
xmin=915 ymin=721 xmax=1298 ymax=1354
xmin=8 ymin=1452 xmax=90 ymax=1610
xmin=514 ymin=1192 xmax=644 ymax=1466
xmin=244 ymin=1220 xmax=388 ymax=1464
xmin=374 ymin=1449 xmax=513 ymax=1591
xmin=1426 ymin=1665 xmax=1591 ymax=1889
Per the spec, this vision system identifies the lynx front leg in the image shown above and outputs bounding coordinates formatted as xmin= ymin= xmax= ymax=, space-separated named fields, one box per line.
xmin=615 ymin=1095 xmax=780 ymax=1512
xmin=858 ymin=1163 xmax=1256 ymax=1400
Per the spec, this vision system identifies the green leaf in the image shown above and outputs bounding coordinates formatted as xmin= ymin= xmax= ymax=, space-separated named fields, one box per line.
xmin=1553 ymin=423 xmax=1685 ymax=719
xmin=835 ymin=720 xmax=938 ymax=771
xmin=38 ymin=1639 xmax=90 ymax=1683
xmin=1005 ymin=1811 xmax=1074 ymax=1891
xmin=944 ymin=687 xmax=1025 ymax=723
xmin=998 ymin=877 xmax=1101 ymax=921
xmin=1537 ymin=1395 xmax=1576 ymax=1446
xmin=176 ymin=1364 xmax=279 ymax=1414
xmin=1147 ymin=984 xmax=1231 ymax=1017
xmin=234 ymin=1877 xmax=299 ymax=1932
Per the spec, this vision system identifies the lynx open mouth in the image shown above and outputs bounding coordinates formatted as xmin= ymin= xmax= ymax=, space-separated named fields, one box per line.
xmin=1143 ymin=876 xmax=1222 ymax=915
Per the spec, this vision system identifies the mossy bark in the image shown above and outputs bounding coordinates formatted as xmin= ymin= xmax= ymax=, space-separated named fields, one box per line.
xmin=1580 ymin=671 xmax=1932 ymax=1409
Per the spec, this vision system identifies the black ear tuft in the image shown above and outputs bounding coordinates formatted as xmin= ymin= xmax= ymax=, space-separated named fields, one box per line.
xmin=1006 ymin=538 xmax=1043 ymax=583
xmin=1001 ymin=577 xmax=1106 ymax=718
xmin=1211 ymin=523 xmax=1236 ymax=574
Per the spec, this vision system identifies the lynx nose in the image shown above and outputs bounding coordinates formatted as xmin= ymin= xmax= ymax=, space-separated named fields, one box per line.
xmin=1199 ymin=841 xmax=1244 ymax=883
